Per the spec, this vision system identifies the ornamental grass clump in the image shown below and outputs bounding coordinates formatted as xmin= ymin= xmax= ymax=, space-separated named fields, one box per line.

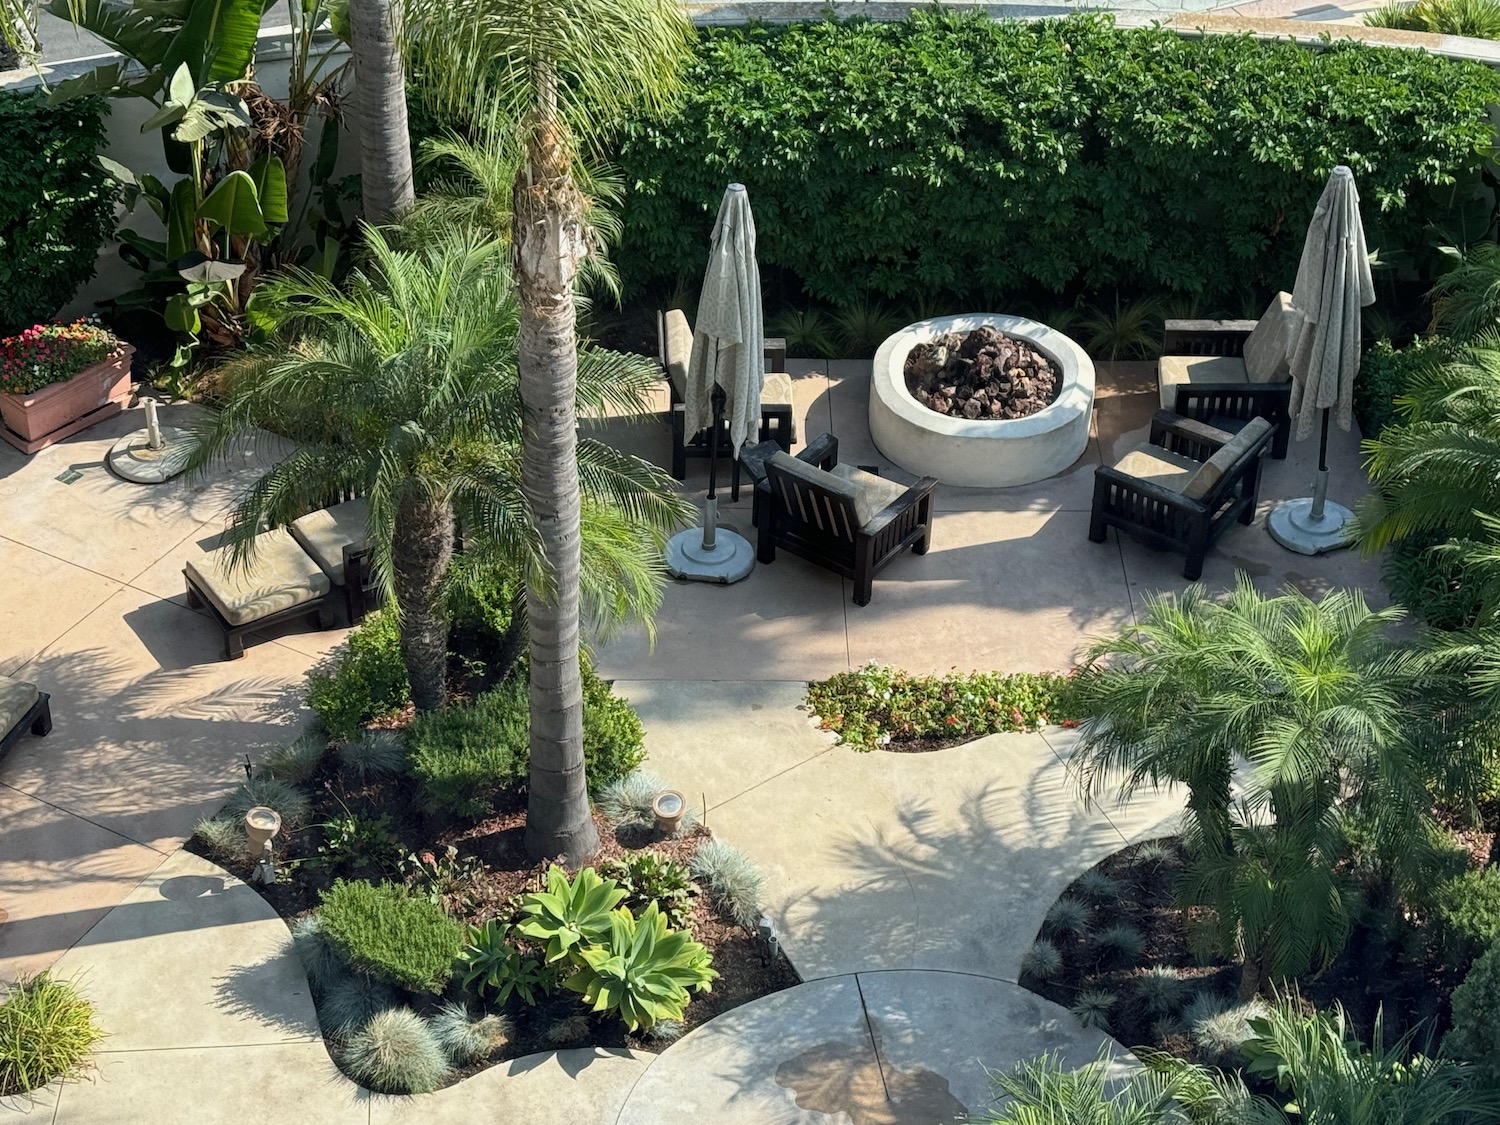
xmin=258 ymin=733 xmax=328 ymax=783
xmin=1069 ymin=989 xmax=1115 ymax=1032
xmin=1020 ymin=939 xmax=1062 ymax=982
xmin=1133 ymin=965 xmax=1187 ymax=1015
xmin=428 ymin=1000 xmax=512 ymax=1064
xmin=341 ymin=1008 xmax=451 ymax=1094
xmin=337 ymin=729 xmax=407 ymax=783
xmin=0 ymin=318 xmax=119 ymax=397
xmin=689 ymin=838 xmax=764 ymax=927
xmin=1043 ymin=896 xmax=1091 ymax=937
xmin=0 ymin=972 xmax=104 ymax=1098
xmin=807 ymin=664 xmax=1077 ymax=750
xmin=598 ymin=769 xmax=669 ymax=828
xmin=1090 ymin=924 xmax=1146 ymax=969
xmin=290 ymin=915 xmax=346 ymax=993
xmin=317 ymin=971 xmax=399 ymax=1033
xmin=220 ymin=775 xmax=312 ymax=830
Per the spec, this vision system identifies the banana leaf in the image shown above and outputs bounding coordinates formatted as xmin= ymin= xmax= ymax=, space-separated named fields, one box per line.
xmin=248 ymin=154 xmax=289 ymax=225
xmin=166 ymin=176 xmax=200 ymax=261
xmin=197 ymin=169 xmax=266 ymax=237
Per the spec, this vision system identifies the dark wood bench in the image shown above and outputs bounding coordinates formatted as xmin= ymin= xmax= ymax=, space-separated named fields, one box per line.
xmin=1 ymin=677 xmax=51 ymax=760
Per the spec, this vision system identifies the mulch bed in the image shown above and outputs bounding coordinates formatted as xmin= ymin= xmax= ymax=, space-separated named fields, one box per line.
xmin=1025 ymin=837 xmax=1463 ymax=1064
xmin=186 ymin=673 xmax=800 ymax=1078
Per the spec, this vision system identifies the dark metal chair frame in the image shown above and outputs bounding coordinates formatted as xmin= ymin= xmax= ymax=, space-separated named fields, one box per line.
xmin=1160 ymin=318 xmax=1292 ymax=460
xmin=1 ymin=692 xmax=51 ymax=759
xmin=1089 ymin=410 xmax=1275 ymax=581
xmin=756 ymin=432 xmax=937 ymax=606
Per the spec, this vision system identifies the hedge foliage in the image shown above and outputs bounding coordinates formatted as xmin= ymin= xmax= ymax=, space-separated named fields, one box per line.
xmin=615 ymin=13 xmax=1500 ymax=308
xmin=0 ymin=92 xmax=117 ymax=334
xmin=307 ymin=608 xmax=410 ymax=743
xmin=1354 ymin=335 xmax=1452 ymax=439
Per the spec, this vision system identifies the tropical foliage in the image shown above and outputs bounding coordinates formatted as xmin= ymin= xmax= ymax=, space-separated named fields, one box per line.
xmin=1071 ymin=579 xmax=1465 ymax=997
xmin=562 ymin=901 xmax=717 ymax=1031
xmin=514 ymin=865 xmax=627 ymax=964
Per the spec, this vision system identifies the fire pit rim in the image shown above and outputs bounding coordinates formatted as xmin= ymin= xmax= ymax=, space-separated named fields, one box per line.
xmin=868 ymin=313 xmax=1096 ymax=488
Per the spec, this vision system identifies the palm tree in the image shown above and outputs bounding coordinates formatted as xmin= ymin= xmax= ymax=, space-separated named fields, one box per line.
xmin=187 ymin=225 xmax=690 ymax=712
xmin=1073 ymin=578 xmax=1435 ymax=997
xmin=347 ymin=0 xmax=414 ymax=224
xmin=406 ymin=0 xmax=695 ymax=863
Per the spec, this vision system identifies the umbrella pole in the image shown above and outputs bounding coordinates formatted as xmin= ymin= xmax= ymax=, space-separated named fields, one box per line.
xmin=1310 ymin=407 xmax=1331 ymax=522
xmin=702 ymin=386 xmax=725 ymax=551
xmin=1268 ymin=405 xmax=1355 ymax=555
xmin=665 ymin=382 xmax=754 ymax=584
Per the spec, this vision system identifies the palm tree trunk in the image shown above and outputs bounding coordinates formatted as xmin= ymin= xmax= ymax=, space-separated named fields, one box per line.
xmin=392 ymin=492 xmax=454 ymax=711
xmin=347 ymin=0 xmax=414 ymax=224
xmin=514 ymin=96 xmax=600 ymax=865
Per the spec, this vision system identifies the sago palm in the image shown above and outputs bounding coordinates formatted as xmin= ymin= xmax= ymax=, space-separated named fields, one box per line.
xmin=187 ymin=225 xmax=689 ymax=711
xmin=405 ymin=0 xmax=695 ymax=862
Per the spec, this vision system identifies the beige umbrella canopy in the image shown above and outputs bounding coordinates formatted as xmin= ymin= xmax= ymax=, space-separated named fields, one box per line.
xmin=1269 ymin=166 xmax=1375 ymax=555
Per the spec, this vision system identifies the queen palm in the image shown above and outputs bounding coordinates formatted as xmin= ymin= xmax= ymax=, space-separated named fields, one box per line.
xmin=406 ymin=0 xmax=695 ymax=862
xmin=1073 ymin=578 xmax=1434 ymax=996
xmin=187 ymin=225 xmax=690 ymax=711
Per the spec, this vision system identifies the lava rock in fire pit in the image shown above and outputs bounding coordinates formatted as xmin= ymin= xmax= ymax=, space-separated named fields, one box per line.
xmin=904 ymin=326 xmax=1061 ymax=421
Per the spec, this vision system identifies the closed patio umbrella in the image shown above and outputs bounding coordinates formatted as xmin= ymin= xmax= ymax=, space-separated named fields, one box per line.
xmin=1268 ymin=165 xmax=1375 ymax=555
xmin=665 ymin=183 xmax=763 ymax=584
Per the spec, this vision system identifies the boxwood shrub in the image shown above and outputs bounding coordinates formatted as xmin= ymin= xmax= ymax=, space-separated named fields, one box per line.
xmin=1430 ymin=867 xmax=1500 ymax=967
xmin=614 ymin=12 xmax=1500 ymax=308
xmin=408 ymin=662 xmax=646 ymax=817
xmin=0 ymin=91 xmax=117 ymax=334
xmin=317 ymin=880 xmax=465 ymax=993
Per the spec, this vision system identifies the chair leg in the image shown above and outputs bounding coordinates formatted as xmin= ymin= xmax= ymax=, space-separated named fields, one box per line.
xmin=224 ymin=630 xmax=245 ymax=661
xmin=852 ymin=538 xmax=876 ymax=606
xmin=671 ymin=411 xmax=687 ymax=481
xmin=757 ymin=517 xmax=776 ymax=564
xmin=912 ymin=495 xmax=933 ymax=556
xmin=1270 ymin=420 xmax=1289 ymax=460
xmin=185 ymin=579 xmax=203 ymax=609
xmin=30 ymin=697 xmax=51 ymax=737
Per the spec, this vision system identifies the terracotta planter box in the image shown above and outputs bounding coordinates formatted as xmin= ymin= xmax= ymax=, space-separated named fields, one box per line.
xmin=0 ymin=347 xmax=135 ymax=455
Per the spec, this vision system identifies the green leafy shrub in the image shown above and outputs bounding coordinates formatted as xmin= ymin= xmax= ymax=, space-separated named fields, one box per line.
xmin=563 ymin=902 xmax=718 ymax=1031
xmin=807 ymin=663 xmax=1078 ymax=750
xmin=0 ymin=972 xmax=104 ymax=1098
xmin=614 ymin=13 xmax=1500 ymax=309
xmin=317 ymin=880 xmax=465 ymax=993
xmin=318 ymin=813 xmax=403 ymax=875
xmin=1444 ymin=937 xmax=1500 ymax=1082
xmin=1355 ymin=336 xmax=1451 ymax=439
xmin=688 ymin=839 xmax=764 ymax=928
xmin=1431 ymin=868 xmax=1500 ymax=965
xmin=0 ymin=92 xmax=117 ymax=335
xmin=407 ymin=663 xmax=645 ymax=817
xmin=515 ymin=866 xmax=627 ymax=964
xmin=601 ymin=851 xmax=699 ymax=929
xmin=457 ymin=919 xmax=556 ymax=1005
xmin=428 ymin=1001 xmax=512 ymax=1064
xmin=340 ymin=1008 xmax=451 ymax=1094
xmin=306 ymin=609 xmax=410 ymax=743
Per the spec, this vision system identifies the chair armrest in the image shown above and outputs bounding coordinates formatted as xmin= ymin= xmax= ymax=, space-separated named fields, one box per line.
xmin=1150 ymin=410 xmax=1232 ymax=457
xmin=1095 ymin=465 xmax=1209 ymax=515
xmin=1162 ymin=319 xmax=1257 ymax=357
xmin=861 ymin=476 xmax=938 ymax=536
xmin=796 ymin=432 xmax=839 ymax=470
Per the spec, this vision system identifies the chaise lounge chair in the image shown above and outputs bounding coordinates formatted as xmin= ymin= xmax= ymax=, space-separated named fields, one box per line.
xmin=1 ymin=675 xmax=51 ymax=761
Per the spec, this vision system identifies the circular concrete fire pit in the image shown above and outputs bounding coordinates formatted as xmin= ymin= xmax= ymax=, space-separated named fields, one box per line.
xmin=869 ymin=314 xmax=1095 ymax=488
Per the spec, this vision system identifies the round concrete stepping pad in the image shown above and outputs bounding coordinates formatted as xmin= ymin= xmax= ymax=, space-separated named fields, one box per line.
xmin=617 ymin=971 xmax=1130 ymax=1124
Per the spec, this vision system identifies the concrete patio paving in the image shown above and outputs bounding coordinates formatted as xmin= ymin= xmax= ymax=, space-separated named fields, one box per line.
xmin=1 ymin=355 xmax=1386 ymax=1121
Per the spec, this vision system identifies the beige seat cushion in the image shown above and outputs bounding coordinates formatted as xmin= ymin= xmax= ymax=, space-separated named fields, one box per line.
xmin=768 ymin=451 xmax=863 ymax=539
xmin=831 ymin=463 xmax=909 ymax=526
xmin=1243 ymin=292 xmax=1297 ymax=384
xmin=662 ymin=309 xmax=693 ymax=400
xmin=1111 ymin=443 xmax=1204 ymax=494
xmin=0 ymin=675 xmax=39 ymax=734
xmin=1158 ymin=355 xmax=1248 ymax=410
xmin=762 ymin=371 xmax=794 ymax=407
xmin=1181 ymin=416 xmax=1275 ymax=500
xmin=186 ymin=528 xmax=331 ymax=626
xmin=291 ymin=498 xmax=370 ymax=585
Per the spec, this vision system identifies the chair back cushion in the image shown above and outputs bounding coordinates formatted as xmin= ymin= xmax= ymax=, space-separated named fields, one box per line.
xmin=1181 ymin=416 xmax=1274 ymax=499
xmin=831 ymin=463 xmax=910 ymax=525
xmin=1157 ymin=355 xmax=1248 ymax=410
xmin=1242 ymin=292 xmax=1296 ymax=384
xmin=660 ymin=309 xmax=693 ymax=399
xmin=767 ymin=451 xmax=862 ymax=541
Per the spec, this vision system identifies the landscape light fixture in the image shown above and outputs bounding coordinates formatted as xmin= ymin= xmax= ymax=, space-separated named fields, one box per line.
xmin=652 ymin=790 xmax=686 ymax=836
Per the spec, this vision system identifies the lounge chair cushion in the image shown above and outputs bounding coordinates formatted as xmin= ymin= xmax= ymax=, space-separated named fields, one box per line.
xmin=662 ymin=309 xmax=693 ymax=400
xmin=1157 ymin=355 xmax=1248 ymax=410
xmin=762 ymin=371 xmax=794 ymax=407
xmin=831 ymin=463 xmax=909 ymax=526
xmin=1181 ymin=417 xmax=1274 ymax=500
xmin=186 ymin=528 xmax=331 ymax=626
xmin=768 ymin=451 xmax=864 ymax=538
xmin=290 ymin=498 xmax=370 ymax=585
xmin=1243 ymin=292 xmax=1297 ymax=384
xmin=0 ymin=675 xmax=39 ymax=735
xmin=1112 ymin=443 xmax=1204 ymax=495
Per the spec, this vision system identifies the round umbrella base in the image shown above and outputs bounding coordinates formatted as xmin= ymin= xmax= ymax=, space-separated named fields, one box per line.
xmin=107 ymin=427 xmax=193 ymax=483
xmin=666 ymin=528 xmax=755 ymax=584
xmin=1268 ymin=497 xmax=1356 ymax=555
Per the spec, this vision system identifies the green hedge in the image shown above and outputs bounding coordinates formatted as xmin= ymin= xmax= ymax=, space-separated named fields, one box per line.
xmin=306 ymin=608 xmax=410 ymax=743
xmin=1354 ymin=336 xmax=1452 ymax=439
xmin=615 ymin=13 xmax=1500 ymax=308
xmin=0 ymin=92 xmax=117 ymax=334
